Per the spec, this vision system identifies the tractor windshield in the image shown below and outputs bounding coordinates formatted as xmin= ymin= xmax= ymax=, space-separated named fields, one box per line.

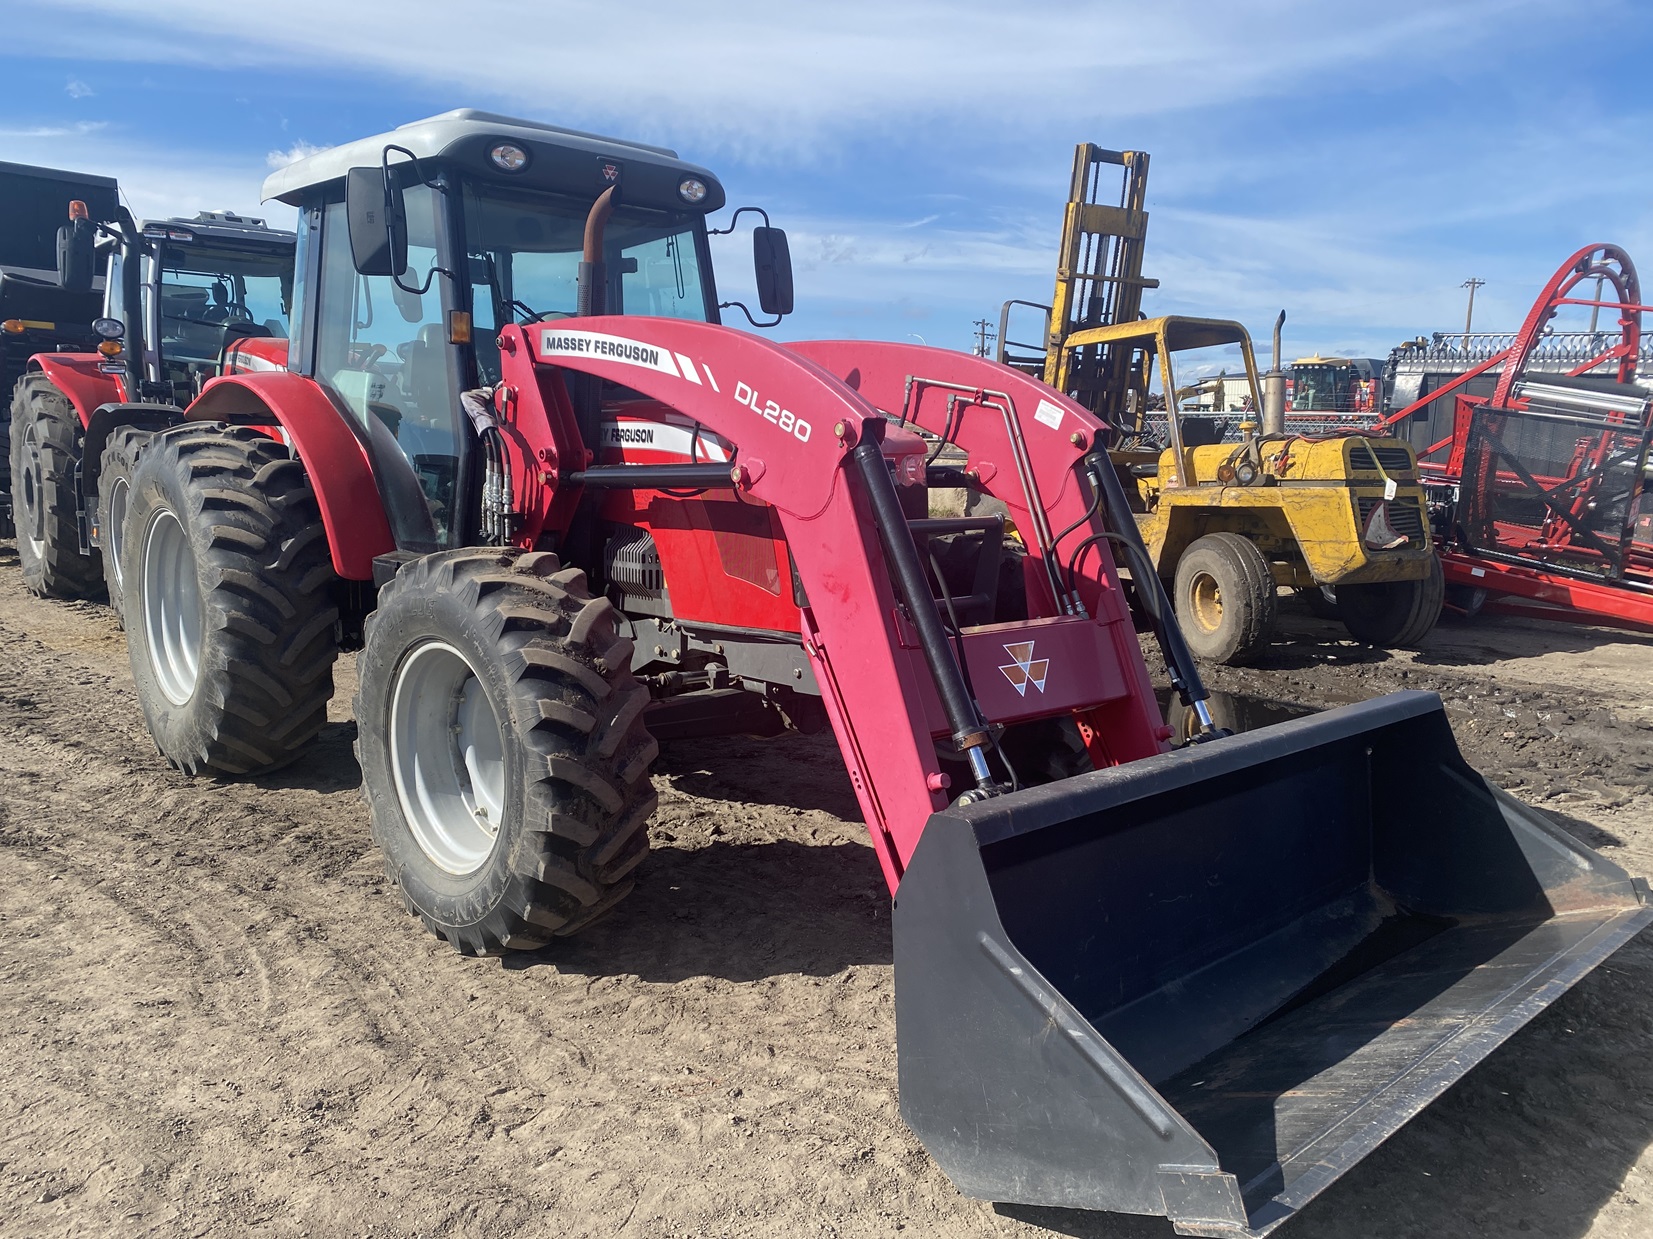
xmin=150 ymin=247 xmax=292 ymax=368
xmin=462 ymin=182 xmax=711 ymax=385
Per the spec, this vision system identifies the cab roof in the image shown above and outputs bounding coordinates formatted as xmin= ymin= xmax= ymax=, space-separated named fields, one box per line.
xmin=260 ymin=109 xmax=726 ymax=215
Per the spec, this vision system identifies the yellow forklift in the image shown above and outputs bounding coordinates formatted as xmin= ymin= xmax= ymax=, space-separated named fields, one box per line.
xmin=998 ymin=144 xmax=1442 ymax=663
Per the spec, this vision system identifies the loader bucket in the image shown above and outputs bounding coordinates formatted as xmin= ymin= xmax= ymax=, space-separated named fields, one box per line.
xmin=895 ymin=690 xmax=1652 ymax=1238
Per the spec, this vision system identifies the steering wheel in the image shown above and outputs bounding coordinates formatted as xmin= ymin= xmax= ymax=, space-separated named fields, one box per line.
xmin=350 ymin=342 xmax=388 ymax=370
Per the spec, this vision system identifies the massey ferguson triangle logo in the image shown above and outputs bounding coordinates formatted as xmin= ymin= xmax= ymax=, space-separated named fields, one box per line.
xmin=601 ymin=162 xmax=621 ymax=182
xmin=998 ymin=642 xmax=1050 ymax=696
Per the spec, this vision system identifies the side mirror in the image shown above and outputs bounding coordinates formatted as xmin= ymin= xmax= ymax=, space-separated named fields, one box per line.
xmin=753 ymin=226 xmax=793 ymax=317
xmin=345 ymin=166 xmax=407 ymax=278
xmin=57 ymin=214 xmax=95 ymax=293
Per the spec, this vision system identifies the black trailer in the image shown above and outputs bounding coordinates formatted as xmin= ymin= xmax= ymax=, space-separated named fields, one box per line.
xmin=0 ymin=160 xmax=121 ymax=536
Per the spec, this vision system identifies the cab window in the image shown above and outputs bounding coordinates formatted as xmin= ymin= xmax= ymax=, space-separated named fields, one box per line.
xmin=314 ymin=184 xmax=461 ymax=550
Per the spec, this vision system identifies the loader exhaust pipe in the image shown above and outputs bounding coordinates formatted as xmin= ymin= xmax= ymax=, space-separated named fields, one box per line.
xmin=577 ymin=184 xmax=619 ymax=318
xmin=1261 ymin=309 xmax=1287 ymax=436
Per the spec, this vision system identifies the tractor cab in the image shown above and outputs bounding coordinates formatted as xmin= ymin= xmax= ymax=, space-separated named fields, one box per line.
xmin=92 ymin=210 xmax=295 ymax=404
xmin=261 ymin=109 xmax=792 ymax=553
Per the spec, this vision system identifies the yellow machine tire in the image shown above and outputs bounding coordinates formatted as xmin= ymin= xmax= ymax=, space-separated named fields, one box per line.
xmin=1171 ymin=532 xmax=1277 ymax=665
xmin=1338 ymin=555 xmax=1444 ymax=648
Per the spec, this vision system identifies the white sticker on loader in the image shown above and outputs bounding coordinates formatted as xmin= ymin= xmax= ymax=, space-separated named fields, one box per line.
xmin=1034 ymin=399 xmax=1065 ymax=431
xmin=540 ymin=329 xmax=682 ymax=378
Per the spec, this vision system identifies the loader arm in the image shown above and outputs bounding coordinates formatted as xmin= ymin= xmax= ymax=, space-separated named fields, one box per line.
xmin=493 ymin=318 xmax=1168 ymax=887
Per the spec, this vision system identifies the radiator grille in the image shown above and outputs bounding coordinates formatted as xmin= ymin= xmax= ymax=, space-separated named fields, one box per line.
xmin=1357 ymin=496 xmax=1427 ymax=544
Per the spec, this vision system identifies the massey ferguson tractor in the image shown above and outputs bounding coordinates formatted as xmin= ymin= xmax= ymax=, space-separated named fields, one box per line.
xmin=8 ymin=205 xmax=293 ymax=608
xmin=59 ymin=111 xmax=1649 ymax=1236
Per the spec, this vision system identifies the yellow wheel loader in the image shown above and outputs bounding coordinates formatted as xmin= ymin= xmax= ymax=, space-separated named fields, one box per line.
xmin=999 ymin=145 xmax=1443 ymax=664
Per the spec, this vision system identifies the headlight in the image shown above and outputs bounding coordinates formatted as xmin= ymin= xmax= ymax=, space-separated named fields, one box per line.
xmin=678 ymin=177 xmax=708 ymax=204
xmin=92 ymin=316 xmax=125 ymax=340
xmin=489 ymin=142 xmax=529 ymax=172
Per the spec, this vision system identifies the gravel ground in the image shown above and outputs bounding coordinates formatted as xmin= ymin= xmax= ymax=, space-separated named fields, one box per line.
xmin=1 ymin=550 xmax=1650 ymax=1239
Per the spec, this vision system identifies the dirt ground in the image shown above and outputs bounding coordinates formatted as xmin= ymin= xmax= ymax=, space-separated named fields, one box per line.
xmin=2 ymin=546 xmax=1652 ymax=1239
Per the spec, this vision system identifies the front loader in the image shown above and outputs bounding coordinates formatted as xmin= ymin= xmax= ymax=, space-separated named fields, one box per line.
xmin=102 ymin=111 xmax=1649 ymax=1236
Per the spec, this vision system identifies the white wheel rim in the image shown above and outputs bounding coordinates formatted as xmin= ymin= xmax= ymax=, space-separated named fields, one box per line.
xmin=20 ymin=420 xmax=45 ymax=559
xmin=141 ymin=509 xmax=203 ymax=705
xmin=389 ymin=641 xmax=508 ymax=876
xmin=107 ymin=476 xmax=130 ymax=588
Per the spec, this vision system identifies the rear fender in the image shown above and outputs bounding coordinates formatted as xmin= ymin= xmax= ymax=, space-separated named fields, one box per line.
xmin=81 ymin=403 xmax=185 ymax=507
xmin=185 ymin=373 xmax=394 ymax=580
xmin=26 ymin=353 xmax=123 ymax=426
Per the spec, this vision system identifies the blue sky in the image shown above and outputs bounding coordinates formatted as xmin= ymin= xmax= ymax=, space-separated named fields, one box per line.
xmin=4 ymin=0 xmax=1650 ymax=364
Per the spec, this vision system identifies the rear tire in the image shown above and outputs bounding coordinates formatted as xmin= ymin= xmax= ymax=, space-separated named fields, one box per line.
xmin=10 ymin=373 xmax=102 ymax=597
xmin=355 ymin=549 xmax=659 ymax=955
xmin=123 ymin=424 xmax=339 ymax=775
xmin=1339 ymin=556 xmax=1444 ymax=647
xmin=1172 ymin=532 xmax=1277 ymax=665
xmin=97 ymin=426 xmax=149 ymax=626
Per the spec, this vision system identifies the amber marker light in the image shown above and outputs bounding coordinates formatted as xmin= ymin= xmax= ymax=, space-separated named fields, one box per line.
xmin=448 ymin=310 xmax=473 ymax=345
xmin=98 ymin=340 xmax=123 ymax=357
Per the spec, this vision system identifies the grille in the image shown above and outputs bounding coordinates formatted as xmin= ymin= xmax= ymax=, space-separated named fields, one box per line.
xmin=711 ymin=503 xmax=783 ymax=597
xmin=1350 ymin=443 xmax=1417 ymax=476
xmin=604 ymin=526 xmax=665 ymax=597
xmin=1358 ymin=496 xmax=1426 ymax=544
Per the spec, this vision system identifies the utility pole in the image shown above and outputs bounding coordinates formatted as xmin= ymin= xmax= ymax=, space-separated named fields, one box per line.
xmin=972 ymin=318 xmax=996 ymax=358
xmin=1588 ymin=273 xmax=1607 ymax=335
xmin=1461 ymin=277 xmax=1486 ymax=337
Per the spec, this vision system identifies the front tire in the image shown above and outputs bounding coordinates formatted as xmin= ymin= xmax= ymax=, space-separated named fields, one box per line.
xmin=123 ymin=425 xmax=339 ymax=775
xmin=1339 ymin=555 xmax=1444 ymax=647
xmin=1172 ymin=532 xmax=1278 ymax=665
xmin=97 ymin=425 xmax=149 ymax=625
xmin=356 ymin=549 xmax=659 ymax=956
xmin=10 ymin=373 xmax=102 ymax=597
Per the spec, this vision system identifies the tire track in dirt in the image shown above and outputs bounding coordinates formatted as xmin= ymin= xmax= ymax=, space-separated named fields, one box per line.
xmin=2 ymin=552 xmax=1652 ymax=1238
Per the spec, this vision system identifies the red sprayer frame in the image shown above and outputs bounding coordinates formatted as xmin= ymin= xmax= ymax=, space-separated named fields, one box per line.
xmin=1378 ymin=244 xmax=1653 ymax=631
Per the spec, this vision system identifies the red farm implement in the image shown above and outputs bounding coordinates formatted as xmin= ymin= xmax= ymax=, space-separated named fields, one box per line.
xmin=1379 ymin=244 xmax=1653 ymax=631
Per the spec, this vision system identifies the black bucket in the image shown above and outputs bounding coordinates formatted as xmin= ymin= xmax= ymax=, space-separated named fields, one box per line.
xmin=894 ymin=690 xmax=1651 ymax=1237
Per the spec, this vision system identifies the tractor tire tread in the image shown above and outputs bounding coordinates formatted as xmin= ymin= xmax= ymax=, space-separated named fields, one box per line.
xmin=356 ymin=547 xmax=657 ymax=954
xmin=127 ymin=424 xmax=338 ymax=775
xmin=10 ymin=373 xmax=103 ymax=598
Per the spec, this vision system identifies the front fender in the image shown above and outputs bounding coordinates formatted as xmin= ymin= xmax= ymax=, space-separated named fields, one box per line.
xmin=187 ymin=373 xmax=394 ymax=580
xmin=28 ymin=353 xmax=122 ymax=427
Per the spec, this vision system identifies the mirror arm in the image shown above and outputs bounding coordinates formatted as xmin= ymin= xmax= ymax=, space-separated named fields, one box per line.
xmin=377 ymin=143 xmax=453 ymax=295
xmin=718 ymin=299 xmax=782 ymax=330
xmin=708 ymin=206 xmax=772 ymax=236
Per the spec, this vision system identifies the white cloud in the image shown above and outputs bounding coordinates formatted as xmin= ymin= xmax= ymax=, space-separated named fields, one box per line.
xmin=0 ymin=121 xmax=107 ymax=139
xmin=265 ymin=140 xmax=328 ymax=170
xmin=12 ymin=0 xmax=1588 ymax=152
xmin=0 ymin=126 xmax=291 ymax=228
xmin=65 ymin=78 xmax=94 ymax=98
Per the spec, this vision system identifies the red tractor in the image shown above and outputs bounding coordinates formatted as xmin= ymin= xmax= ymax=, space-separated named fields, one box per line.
xmin=9 ymin=206 xmax=293 ymax=606
xmin=56 ymin=111 xmax=1650 ymax=1236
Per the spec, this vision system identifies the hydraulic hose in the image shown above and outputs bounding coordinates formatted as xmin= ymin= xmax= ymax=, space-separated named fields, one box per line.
xmin=851 ymin=433 xmax=998 ymax=792
xmin=1082 ymin=452 xmax=1216 ymax=731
